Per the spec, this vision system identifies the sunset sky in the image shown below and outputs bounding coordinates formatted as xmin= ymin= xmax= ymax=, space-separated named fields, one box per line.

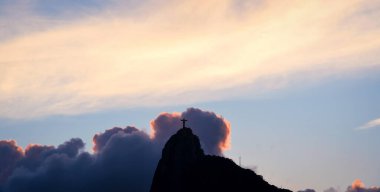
xmin=0 ymin=0 xmax=380 ymax=191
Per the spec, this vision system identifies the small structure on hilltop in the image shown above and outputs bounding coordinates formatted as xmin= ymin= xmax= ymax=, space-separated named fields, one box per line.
xmin=180 ymin=118 xmax=188 ymax=129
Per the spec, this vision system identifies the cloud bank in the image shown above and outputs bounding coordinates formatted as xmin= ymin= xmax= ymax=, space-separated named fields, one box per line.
xmin=1 ymin=0 xmax=380 ymax=119
xmin=0 ymin=108 xmax=230 ymax=192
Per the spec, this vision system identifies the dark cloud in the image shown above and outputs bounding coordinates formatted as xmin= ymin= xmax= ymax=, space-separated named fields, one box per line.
xmin=347 ymin=187 xmax=380 ymax=192
xmin=92 ymin=126 xmax=138 ymax=152
xmin=0 ymin=108 xmax=231 ymax=192
xmin=298 ymin=189 xmax=316 ymax=192
xmin=324 ymin=187 xmax=338 ymax=192
xmin=4 ymin=138 xmax=89 ymax=192
xmin=182 ymin=108 xmax=230 ymax=155
xmin=150 ymin=112 xmax=181 ymax=144
xmin=16 ymin=138 xmax=84 ymax=173
xmin=0 ymin=141 xmax=23 ymax=184
xmin=4 ymin=128 xmax=158 ymax=192
xmin=92 ymin=129 xmax=159 ymax=192
xmin=55 ymin=138 xmax=85 ymax=157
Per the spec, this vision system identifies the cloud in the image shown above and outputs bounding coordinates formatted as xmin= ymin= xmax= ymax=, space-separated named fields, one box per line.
xmin=298 ymin=189 xmax=316 ymax=192
xmin=92 ymin=126 xmax=138 ymax=152
xmin=324 ymin=187 xmax=339 ymax=192
xmin=352 ymin=179 xmax=366 ymax=189
xmin=151 ymin=107 xmax=230 ymax=155
xmin=1 ymin=0 xmax=380 ymax=119
xmin=0 ymin=108 xmax=230 ymax=192
xmin=150 ymin=112 xmax=182 ymax=143
xmin=358 ymin=117 xmax=380 ymax=130
xmin=0 ymin=141 xmax=23 ymax=184
xmin=303 ymin=180 xmax=380 ymax=192
xmin=346 ymin=179 xmax=380 ymax=192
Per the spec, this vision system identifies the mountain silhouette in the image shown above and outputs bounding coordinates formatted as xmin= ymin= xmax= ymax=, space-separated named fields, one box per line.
xmin=150 ymin=127 xmax=292 ymax=192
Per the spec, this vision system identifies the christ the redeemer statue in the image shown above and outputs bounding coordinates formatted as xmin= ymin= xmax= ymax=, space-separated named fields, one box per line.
xmin=181 ymin=118 xmax=188 ymax=129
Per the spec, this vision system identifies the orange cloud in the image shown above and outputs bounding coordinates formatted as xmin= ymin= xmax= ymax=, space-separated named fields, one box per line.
xmin=347 ymin=179 xmax=380 ymax=192
xmin=352 ymin=179 xmax=365 ymax=189
xmin=150 ymin=112 xmax=181 ymax=139
xmin=218 ymin=118 xmax=231 ymax=150
xmin=1 ymin=140 xmax=23 ymax=154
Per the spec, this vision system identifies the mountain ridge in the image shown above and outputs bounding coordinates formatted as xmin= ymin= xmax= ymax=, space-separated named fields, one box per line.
xmin=150 ymin=127 xmax=292 ymax=192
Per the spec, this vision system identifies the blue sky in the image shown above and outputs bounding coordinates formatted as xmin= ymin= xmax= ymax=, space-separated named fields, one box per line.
xmin=1 ymin=1 xmax=380 ymax=191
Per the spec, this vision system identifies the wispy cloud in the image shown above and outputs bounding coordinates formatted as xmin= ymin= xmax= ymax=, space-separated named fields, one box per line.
xmin=358 ymin=117 xmax=380 ymax=130
xmin=1 ymin=0 xmax=380 ymax=119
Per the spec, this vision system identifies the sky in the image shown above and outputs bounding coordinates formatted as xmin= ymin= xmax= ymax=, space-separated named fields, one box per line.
xmin=0 ymin=0 xmax=380 ymax=191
